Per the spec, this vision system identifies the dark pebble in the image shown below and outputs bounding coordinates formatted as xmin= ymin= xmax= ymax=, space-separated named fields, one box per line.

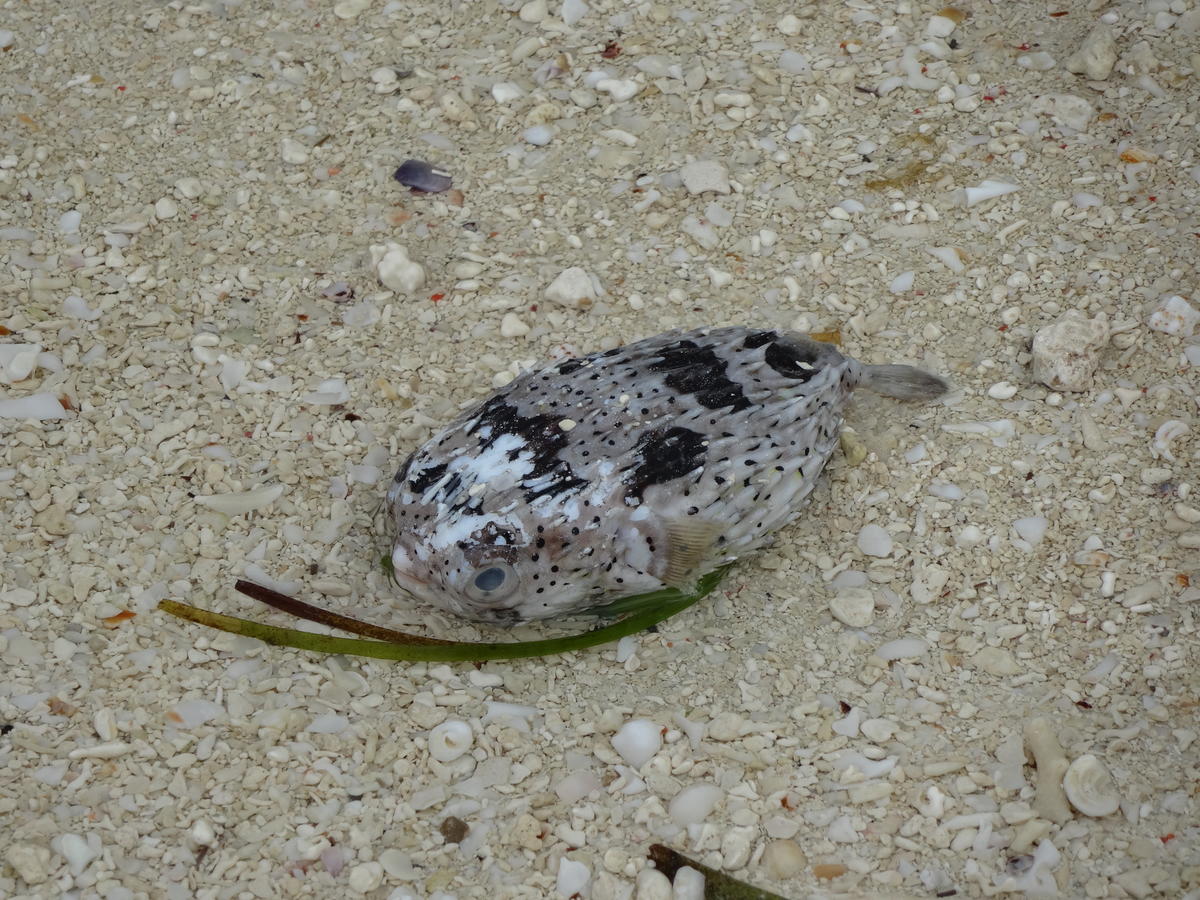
xmin=394 ymin=159 xmax=452 ymax=193
xmin=439 ymin=816 xmax=469 ymax=844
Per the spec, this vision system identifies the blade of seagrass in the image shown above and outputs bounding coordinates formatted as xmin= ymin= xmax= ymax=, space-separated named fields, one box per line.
xmin=157 ymin=566 xmax=731 ymax=663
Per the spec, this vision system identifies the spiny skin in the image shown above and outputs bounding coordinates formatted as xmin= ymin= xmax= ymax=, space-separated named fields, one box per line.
xmin=386 ymin=327 xmax=946 ymax=624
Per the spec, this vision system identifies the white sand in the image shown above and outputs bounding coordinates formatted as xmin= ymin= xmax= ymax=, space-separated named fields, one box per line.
xmin=1 ymin=1 xmax=1198 ymax=898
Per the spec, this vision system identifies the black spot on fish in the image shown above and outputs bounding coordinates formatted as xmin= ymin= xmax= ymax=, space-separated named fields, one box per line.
xmin=393 ymin=451 xmax=416 ymax=483
xmin=466 ymin=396 xmax=588 ymax=503
xmin=409 ymin=461 xmax=448 ymax=495
xmin=624 ymin=426 xmax=708 ymax=499
xmin=646 ymin=340 xmax=753 ymax=412
xmin=740 ymin=330 xmax=777 ymax=350
xmin=556 ymin=358 xmax=588 ymax=375
xmin=764 ymin=338 xmax=821 ymax=382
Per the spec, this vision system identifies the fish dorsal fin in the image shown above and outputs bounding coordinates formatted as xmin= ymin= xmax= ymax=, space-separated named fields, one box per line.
xmin=661 ymin=518 xmax=724 ymax=590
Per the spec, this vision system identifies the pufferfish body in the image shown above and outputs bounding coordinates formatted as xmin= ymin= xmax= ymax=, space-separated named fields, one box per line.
xmin=386 ymin=327 xmax=948 ymax=624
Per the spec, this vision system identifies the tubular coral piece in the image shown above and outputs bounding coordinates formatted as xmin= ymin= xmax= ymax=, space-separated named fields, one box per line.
xmin=1024 ymin=717 xmax=1073 ymax=824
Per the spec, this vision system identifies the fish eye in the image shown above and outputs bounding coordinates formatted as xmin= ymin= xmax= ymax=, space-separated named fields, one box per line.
xmin=474 ymin=567 xmax=506 ymax=592
xmin=465 ymin=562 xmax=518 ymax=603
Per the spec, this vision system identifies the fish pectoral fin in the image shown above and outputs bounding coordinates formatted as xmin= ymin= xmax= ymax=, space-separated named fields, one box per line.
xmin=661 ymin=518 xmax=724 ymax=591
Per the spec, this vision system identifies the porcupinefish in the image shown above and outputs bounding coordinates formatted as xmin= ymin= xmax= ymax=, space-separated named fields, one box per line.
xmin=386 ymin=327 xmax=948 ymax=624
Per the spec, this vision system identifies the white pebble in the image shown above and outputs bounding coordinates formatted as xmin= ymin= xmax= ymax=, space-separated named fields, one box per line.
xmin=681 ymin=216 xmax=719 ymax=249
xmin=596 ymin=77 xmax=640 ymax=102
xmin=928 ymin=481 xmax=964 ymax=500
xmin=1034 ymin=93 xmax=1094 ymax=131
xmin=1032 ymin=310 xmax=1109 ymax=391
xmin=706 ymin=266 xmax=733 ymax=288
xmin=705 ymin=202 xmax=733 ymax=227
xmin=347 ymin=861 xmax=384 ymax=894
xmin=557 ymin=857 xmax=591 ymax=896
xmin=832 ymin=706 xmax=861 ymax=737
xmin=829 ymin=587 xmax=875 ymax=628
xmin=303 ymin=377 xmax=351 ymax=405
xmin=191 ymin=820 xmax=216 ymax=846
xmin=1063 ymin=754 xmax=1121 ymax=817
xmin=636 ymin=868 xmax=673 ymax=900
xmin=305 ymin=713 xmax=348 ymax=734
xmin=59 ymin=210 xmax=81 ymax=233
xmin=155 ymin=197 xmax=179 ymax=219
xmin=500 ymin=313 xmax=530 ymax=337
xmin=1066 ymin=25 xmax=1118 ymax=80
xmin=889 ymin=271 xmax=915 ymax=293
xmin=428 ymin=720 xmax=473 ymax=762
xmin=519 ymin=0 xmax=547 ymax=22
xmin=668 ymin=783 xmax=724 ymax=825
xmin=332 ymin=0 xmax=370 ymax=19
xmin=1017 ymin=52 xmax=1057 ymax=71
xmin=875 ymin=638 xmax=929 ymax=661
xmin=673 ymin=866 xmax=705 ymax=900
xmin=556 ymin=770 xmax=602 ymax=804
xmin=280 ymin=137 xmax=308 ymax=164
xmin=58 ymin=833 xmax=98 ymax=876
xmin=1013 ymin=516 xmax=1049 ymax=546
xmin=0 ymin=344 xmax=41 ymax=384
xmin=1142 ymin=467 xmax=1173 ymax=486
xmin=523 ymin=125 xmax=555 ymax=146
xmin=491 ymin=81 xmax=523 ymax=104
xmin=828 ymin=815 xmax=858 ymax=842
xmin=561 ymin=0 xmax=589 ymax=26
xmin=785 ymin=122 xmax=813 ymax=142
xmin=372 ymin=243 xmax=427 ymax=294
xmin=0 ymin=30 xmax=14 ymax=49
xmin=974 ymin=646 xmax=1021 ymax=676
xmin=369 ymin=66 xmax=397 ymax=85
xmin=857 ymin=523 xmax=893 ymax=557
xmin=0 ymin=393 xmax=70 ymax=420
xmin=987 ymin=381 xmax=1018 ymax=400
xmin=707 ymin=711 xmax=744 ymax=741
xmin=777 ymin=14 xmax=803 ymax=36
xmin=927 ymin=246 xmax=966 ymax=273
xmin=779 ymin=50 xmax=809 ymax=75
xmin=861 ymin=717 xmax=896 ymax=742
xmin=721 ymin=826 xmax=755 ymax=869
xmin=1147 ymin=295 xmax=1199 ymax=336
xmin=927 ymin=14 xmax=958 ymax=38
xmin=544 ymin=266 xmax=600 ymax=310
xmin=175 ymin=176 xmax=203 ymax=198
xmin=612 ymin=719 xmax=661 ymax=768
xmin=93 ymin=707 xmax=118 ymax=742
xmin=956 ymin=524 xmax=985 ymax=548
xmin=762 ymin=840 xmax=807 ymax=879
xmin=679 ymin=159 xmax=730 ymax=195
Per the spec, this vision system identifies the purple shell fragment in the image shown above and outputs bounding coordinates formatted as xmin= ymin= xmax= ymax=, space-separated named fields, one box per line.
xmin=394 ymin=159 xmax=453 ymax=193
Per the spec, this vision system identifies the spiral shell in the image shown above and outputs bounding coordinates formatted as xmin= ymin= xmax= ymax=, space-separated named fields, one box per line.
xmin=428 ymin=720 xmax=473 ymax=763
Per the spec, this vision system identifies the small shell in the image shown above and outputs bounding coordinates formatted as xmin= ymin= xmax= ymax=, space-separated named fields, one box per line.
xmin=394 ymin=159 xmax=453 ymax=193
xmin=1150 ymin=420 xmax=1189 ymax=462
xmin=1062 ymin=753 xmax=1120 ymax=817
xmin=428 ymin=720 xmax=473 ymax=762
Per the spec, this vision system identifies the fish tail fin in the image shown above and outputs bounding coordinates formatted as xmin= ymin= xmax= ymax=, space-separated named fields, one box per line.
xmin=860 ymin=364 xmax=950 ymax=402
